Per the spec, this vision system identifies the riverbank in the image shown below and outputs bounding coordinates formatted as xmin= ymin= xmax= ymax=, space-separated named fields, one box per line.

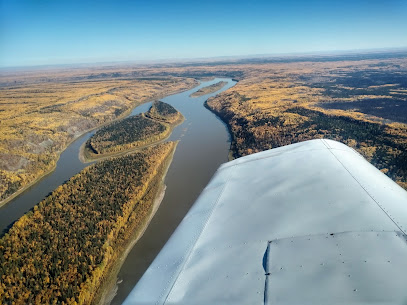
xmin=108 ymin=78 xmax=237 ymax=304
xmin=203 ymin=99 xmax=236 ymax=161
xmin=86 ymin=143 xmax=179 ymax=305
xmin=98 ymin=185 xmax=166 ymax=305
xmin=0 ymin=77 xmax=237 ymax=305
xmin=0 ymin=142 xmax=178 ymax=305
xmin=0 ymin=80 xmax=197 ymax=209
xmin=77 ymin=102 xmax=184 ymax=304
xmin=96 ymin=143 xmax=176 ymax=305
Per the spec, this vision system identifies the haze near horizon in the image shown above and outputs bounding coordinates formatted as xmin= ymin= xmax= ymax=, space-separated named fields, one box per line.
xmin=1 ymin=0 xmax=406 ymax=67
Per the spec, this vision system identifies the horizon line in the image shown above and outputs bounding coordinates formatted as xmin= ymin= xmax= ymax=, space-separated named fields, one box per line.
xmin=1 ymin=46 xmax=407 ymax=71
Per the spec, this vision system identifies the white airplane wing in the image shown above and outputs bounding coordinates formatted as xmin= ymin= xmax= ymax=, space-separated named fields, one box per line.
xmin=123 ymin=139 xmax=407 ymax=305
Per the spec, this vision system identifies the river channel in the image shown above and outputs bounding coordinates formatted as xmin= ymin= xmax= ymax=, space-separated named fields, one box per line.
xmin=0 ymin=78 xmax=236 ymax=303
xmin=111 ymin=78 xmax=236 ymax=304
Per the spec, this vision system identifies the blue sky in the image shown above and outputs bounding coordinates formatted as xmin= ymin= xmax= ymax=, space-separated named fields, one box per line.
xmin=1 ymin=0 xmax=406 ymax=67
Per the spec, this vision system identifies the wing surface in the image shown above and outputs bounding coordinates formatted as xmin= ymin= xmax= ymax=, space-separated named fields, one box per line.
xmin=123 ymin=139 xmax=407 ymax=305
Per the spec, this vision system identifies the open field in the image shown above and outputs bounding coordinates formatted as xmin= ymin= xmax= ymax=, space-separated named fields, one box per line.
xmin=0 ymin=70 xmax=197 ymax=204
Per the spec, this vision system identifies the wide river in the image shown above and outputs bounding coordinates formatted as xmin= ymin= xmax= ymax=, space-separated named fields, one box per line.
xmin=0 ymin=78 xmax=236 ymax=304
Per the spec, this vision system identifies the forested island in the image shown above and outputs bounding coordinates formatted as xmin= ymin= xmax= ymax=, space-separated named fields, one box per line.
xmin=3 ymin=52 xmax=406 ymax=205
xmin=83 ymin=101 xmax=183 ymax=161
xmin=2 ymin=51 xmax=407 ymax=305
xmin=190 ymin=81 xmax=228 ymax=97
xmin=0 ymin=142 xmax=177 ymax=304
xmin=145 ymin=100 xmax=183 ymax=124
xmin=0 ymin=70 xmax=197 ymax=205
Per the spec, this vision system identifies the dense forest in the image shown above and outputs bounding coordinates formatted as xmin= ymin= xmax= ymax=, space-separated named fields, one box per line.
xmin=2 ymin=52 xmax=407 ymax=303
xmin=0 ymin=142 xmax=176 ymax=305
xmin=3 ymin=53 xmax=405 ymax=203
xmin=207 ymin=95 xmax=407 ymax=189
xmin=85 ymin=101 xmax=183 ymax=159
xmin=86 ymin=114 xmax=168 ymax=155
xmin=308 ymin=69 xmax=407 ymax=124
xmin=0 ymin=71 xmax=197 ymax=204
xmin=205 ymin=57 xmax=407 ymax=189
xmin=287 ymin=107 xmax=407 ymax=183
xmin=145 ymin=100 xmax=183 ymax=124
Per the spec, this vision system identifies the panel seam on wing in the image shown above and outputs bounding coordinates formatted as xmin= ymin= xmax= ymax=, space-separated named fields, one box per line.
xmin=326 ymin=146 xmax=407 ymax=236
xmin=268 ymin=230 xmax=402 ymax=243
xmin=321 ymin=138 xmax=364 ymax=158
xmin=321 ymin=138 xmax=332 ymax=149
xmin=264 ymin=241 xmax=272 ymax=305
xmin=159 ymin=165 xmax=235 ymax=304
